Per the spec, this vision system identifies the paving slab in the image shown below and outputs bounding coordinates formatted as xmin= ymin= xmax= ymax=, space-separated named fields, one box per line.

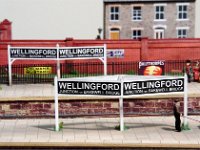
xmin=0 ymin=116 xmax=199 ymax=148
xmin=1 ymin=82 xmax=200 ymax=101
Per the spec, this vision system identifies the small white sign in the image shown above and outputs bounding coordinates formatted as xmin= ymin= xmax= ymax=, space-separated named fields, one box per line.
xmin=107 ymin=49 xmax=124 ymax=58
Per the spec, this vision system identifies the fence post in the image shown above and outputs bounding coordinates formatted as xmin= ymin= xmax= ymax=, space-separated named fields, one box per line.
xmin=54 ymin=76 xmax=59 ymax=131
xmin=56 ymin=44 xmax=61 ymax=78
xmin=183 ymin=73 xmax=188 ymax=126
xmin=8 ymin=45 xmax=12 ymax=86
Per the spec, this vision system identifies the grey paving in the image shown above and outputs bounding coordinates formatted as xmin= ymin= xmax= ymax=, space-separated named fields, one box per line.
xmin=0 ymin=116 xmax=199 ymax=148
xmin=1 ymin=82 xmax=200 ymax=101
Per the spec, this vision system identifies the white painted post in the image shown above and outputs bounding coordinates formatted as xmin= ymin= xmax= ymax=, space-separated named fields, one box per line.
xmin=104 ymin=44 xmax=107 ymax=76
xmin=7 ymin=45 xmax=12 ymax=86
xmin=119 ymin=76 xmax=124 ymax=131
xmin=56 ymin=44 xmax=61 ymax=78
xmin=183 ymin=73 xmax=188 ymax=126
xmin=54 ymin=76 xmax=59 ymax=131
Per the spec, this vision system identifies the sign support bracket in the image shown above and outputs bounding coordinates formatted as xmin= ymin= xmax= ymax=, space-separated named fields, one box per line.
xmin=183 ymin=73 xmax=188 ymax=127
xmin=54 ymin=76 xmax=59 ymax=131
xmin=119 ymin=75 xmax=124 ymax=131
xmin=56 ymin=44 xmax=61 ymax=78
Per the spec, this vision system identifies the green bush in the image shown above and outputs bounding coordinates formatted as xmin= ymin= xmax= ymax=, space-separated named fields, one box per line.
xmin=127 ymin=70 xmax=135 ymax=75
xmin=70 ymin=70 xmax=78 ymax=75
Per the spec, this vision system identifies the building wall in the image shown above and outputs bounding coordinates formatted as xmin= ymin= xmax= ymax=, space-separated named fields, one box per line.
xmin=0 ymin=98 xmax=200 ymax=118
xmin=195 ymin=0 xmax=200 ymax=37
xmin=105 ymin=1 xmax=195 ymax=39
xmin=1 ymin=38 xmax=200 ymax=65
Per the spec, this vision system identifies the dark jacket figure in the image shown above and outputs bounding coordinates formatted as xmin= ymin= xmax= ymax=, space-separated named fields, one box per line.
xmin=193 ymin=61 xmax=200 ymax=82
xmin=173 ymin=100 xmax=181 ymax=132
xmin=185 ymin=60 xmax=193 ymax=83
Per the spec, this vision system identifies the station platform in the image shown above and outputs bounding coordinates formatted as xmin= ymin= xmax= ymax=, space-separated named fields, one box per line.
xmin=0 ymin=116 xmax=200 ymax=149
xmin=0 ymin=82 xmax=200 ymax=149
xmin=0 ymin=81 xmax=200 ymax=101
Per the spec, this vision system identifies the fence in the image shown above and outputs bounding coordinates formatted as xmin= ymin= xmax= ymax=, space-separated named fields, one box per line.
xmin=0 ymin=60 xmax=192 ymax=84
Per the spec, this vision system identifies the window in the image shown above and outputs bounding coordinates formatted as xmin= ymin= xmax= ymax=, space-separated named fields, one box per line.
xmin=155 ymin=5 xmax=165 ymax=20
xmin=177 ymin=4 xmax=188 ymax=20
xmin=132 ymin=30 xmax=141 ymax=39
xmin=154 ymin=28 xmax=165 ymax=39
xmin=110 ymin=6 xmax=119 ymax=21
xmin=177 ymin=28 xmax=188 ymax=38
xmin=132 ymin=6 xmax=142 ymax=21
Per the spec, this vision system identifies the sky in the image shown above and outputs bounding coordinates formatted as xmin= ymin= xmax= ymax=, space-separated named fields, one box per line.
xmin=0 ymin=0 xmax=103 ymax=39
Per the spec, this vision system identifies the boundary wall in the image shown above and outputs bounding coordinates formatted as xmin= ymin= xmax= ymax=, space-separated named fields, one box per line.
xmin=1 ymin=38 xmax=200 ymax=65
xmin=0 ymin=98 xmax=200 ymax=118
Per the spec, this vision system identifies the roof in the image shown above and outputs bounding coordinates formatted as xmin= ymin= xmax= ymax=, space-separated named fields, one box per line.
xmin=103 ymin=0 xmax=195 ymax=3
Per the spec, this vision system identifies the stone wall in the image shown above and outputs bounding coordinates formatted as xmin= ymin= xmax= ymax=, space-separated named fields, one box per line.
xmin=104 ymin=2 xmax=195 ymax=39
xmin=1 ymin=98 xmax=200 ymax=118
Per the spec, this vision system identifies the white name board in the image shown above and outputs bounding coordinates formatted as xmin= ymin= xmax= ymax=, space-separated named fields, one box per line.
xmin=58 ymin=81 xmax=121 ymax=96
xmin=123 ymin=78 xmax=184 ymax=95
xmin=59 ymin=47 xmax=104 ymax=59
xmin=10 ymin=48 xmax=57 ymax=59
xmin=107 ymin=49 xmax=124 ymax=58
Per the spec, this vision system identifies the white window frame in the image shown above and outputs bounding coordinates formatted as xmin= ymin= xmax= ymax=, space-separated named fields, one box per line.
xmin=154 ymin=4 xmax=166 ymax=21
xmin=176 ymin=27 xmax=189 ymax=38
xmin=110 ymin=6 xmax=120 ymax=21
xmin=153 ymin=25 xmax=166 ymax=39
xmin=154 ymin=29 xmax=165 ymax=39
xmin=132 ymin=6 xmax=142 ymax=21
xmin=132 ymin=28 xmax=143 ymax=39
xmin=176 ymin=3 xmax=189 ymax=21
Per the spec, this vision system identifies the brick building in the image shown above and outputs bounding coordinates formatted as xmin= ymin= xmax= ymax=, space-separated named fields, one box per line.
xmin=103 ymin=0 xmax=196 ymax=39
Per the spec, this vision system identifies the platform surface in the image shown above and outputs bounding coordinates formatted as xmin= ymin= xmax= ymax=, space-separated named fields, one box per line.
xmin=0 ymin=116 xmax=200 ymax=148
xmin=0 ymin=82 xmax=200 ymax=101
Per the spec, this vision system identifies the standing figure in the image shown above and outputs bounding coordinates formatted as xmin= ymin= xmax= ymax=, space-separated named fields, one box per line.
xmin=193 ymin=61 xmax=200 ymax=82
xmin=184 ymin=60 xmax=193 ymax=83
xmin=173 ymin=100 xmax=181 ymax=132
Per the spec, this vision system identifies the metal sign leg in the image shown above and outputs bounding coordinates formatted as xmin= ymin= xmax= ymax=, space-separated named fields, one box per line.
xmin=119 ymin=97 xmax=124 ymax=131
xmin=54 ymin=76 xmax=59 ymax=131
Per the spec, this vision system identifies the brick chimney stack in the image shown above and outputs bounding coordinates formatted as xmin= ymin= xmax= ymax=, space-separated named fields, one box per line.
xmin=0 ymin=19 xmax=12 ymax=40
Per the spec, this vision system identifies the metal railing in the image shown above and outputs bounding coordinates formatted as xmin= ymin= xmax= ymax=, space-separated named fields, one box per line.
xmin=0 ymin=60 xmax=191 ymax=84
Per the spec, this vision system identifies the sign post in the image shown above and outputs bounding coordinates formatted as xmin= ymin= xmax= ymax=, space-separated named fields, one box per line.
xmin=103 ymin=44 xmax=107 ymax=76
xmin=56 ymin=44 xmax=61 ymax=78
xmin=54 ymin=75 xmax=186 ymax=132
xmin=54 ymin=76 xmax=59 ymax=131
xmin=119 ymin=76 xmax=124 ymax=131
xmin=7 ymin=45 xmax=107 ymax=85
xmin=8 ymin=45 xmax=12 ymax=86
xmin=183 ymin=73 xmax=188 ymax=126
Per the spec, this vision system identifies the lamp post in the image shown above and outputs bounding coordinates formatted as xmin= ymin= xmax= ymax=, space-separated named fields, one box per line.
xmin=97 ymin=27 xmax=102 ymax=39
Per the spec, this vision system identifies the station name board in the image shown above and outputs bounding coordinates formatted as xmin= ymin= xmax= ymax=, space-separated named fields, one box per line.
xmin=10 ymin=48 xmax=57 ymax=59
xmin=123 ymin=78 xmax=184 ymax=95
xmin=59 ymin=47 xmax=104 ymax=59
xmin=57 ymin=78 xmax=184 ymax=97
xmin=9 ymin=46 xmax=105 ymax=59
xmin=58 ymin=81 xmax=121 ymax=96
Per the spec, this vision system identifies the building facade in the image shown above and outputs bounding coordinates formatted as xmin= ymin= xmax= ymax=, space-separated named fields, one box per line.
xmin=195 ymin=0 xmax=200 ymax=37
xmin=103 ymin=0 xmax=196 ymax=39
